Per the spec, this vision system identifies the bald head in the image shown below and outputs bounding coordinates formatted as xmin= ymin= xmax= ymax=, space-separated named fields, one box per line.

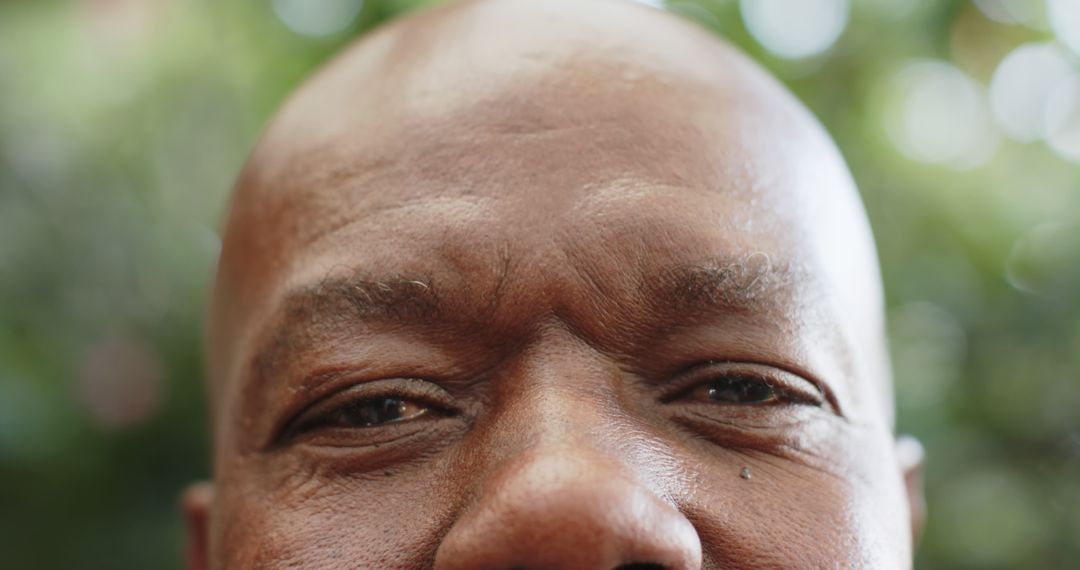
xmin=190 ymin=1 xmax=921 ymax=568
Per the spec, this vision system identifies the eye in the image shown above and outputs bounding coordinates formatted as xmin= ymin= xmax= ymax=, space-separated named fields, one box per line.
xmin=316 ymin=396 xmax=429 ymax=429
xmin=699 ymin=375 xmax=778 ymax=404
xmin=277 ymin=378 xmax=459 ymax=446
xmin=663 ymin=364 xmax=840 ymax=456
xmin=664 ymin=362 xmax=828 ymax=409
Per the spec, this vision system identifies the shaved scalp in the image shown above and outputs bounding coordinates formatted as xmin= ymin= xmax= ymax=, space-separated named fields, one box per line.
xmin=210 ymin=0 xmax=887 ymax=410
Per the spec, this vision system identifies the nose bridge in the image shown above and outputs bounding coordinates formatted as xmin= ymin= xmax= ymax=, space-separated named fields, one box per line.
xmin=433 ymin=330 xmax=702 ymax=570
xmin=469 ymin=322 xmax=676 ymax=493
xmin=474 ymin=323 xmax=611 ymax=435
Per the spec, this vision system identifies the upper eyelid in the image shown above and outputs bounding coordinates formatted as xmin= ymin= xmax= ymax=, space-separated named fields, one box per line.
xmin=272 ymin=361 xmax=842 ymax=448
xmin=662 ymin=362 xmax=833 ymax=409
xmin=272 ymin=378 xmax=455 ymax=446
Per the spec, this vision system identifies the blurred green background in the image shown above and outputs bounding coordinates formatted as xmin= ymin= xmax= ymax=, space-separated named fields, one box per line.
xmin=1 ymin=0 xmax=1078 ymax=568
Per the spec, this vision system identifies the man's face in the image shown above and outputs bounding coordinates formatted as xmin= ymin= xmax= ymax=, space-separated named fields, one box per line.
xmin=190 ymin=1 xmax=922 ymax=568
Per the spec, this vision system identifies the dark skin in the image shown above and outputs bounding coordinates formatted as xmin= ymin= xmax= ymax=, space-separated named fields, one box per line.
xmin=184 ymin=0 xmax=925 ymax=568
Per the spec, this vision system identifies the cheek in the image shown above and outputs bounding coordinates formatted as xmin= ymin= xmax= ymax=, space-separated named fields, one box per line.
xmin=838 ymin=430 xmax=915 ymax=568
xmin=213 ymin=456 xmax=456 ymax=570
xmin=677 ymin=429 xmax=912 ymax=569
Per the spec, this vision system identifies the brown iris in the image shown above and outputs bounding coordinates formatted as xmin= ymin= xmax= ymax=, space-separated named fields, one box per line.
xmin=705 ymin=376 xmax=777 ymax=404
xmin=327 ymin=397 xmax=428 ymax=428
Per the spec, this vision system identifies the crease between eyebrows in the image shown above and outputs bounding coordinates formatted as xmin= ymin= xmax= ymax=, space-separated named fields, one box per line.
xmin=249 ymin=253 xmax=803 ymax=384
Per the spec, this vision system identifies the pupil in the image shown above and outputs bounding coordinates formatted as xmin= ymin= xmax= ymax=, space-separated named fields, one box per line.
xmin=350 ymin=397 xmax=407 ymax=426
xmin=707 ymin=377 xmax=774 ymax=403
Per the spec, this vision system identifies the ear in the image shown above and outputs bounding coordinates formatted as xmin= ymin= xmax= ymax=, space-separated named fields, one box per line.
xmin=895 ymin=435 xmax=926 ymax=545
xmin=181 ymin=482 xmax=215 ymax=570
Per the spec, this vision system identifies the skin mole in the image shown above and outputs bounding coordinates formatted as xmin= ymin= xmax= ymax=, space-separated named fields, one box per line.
xmin=183 ymin=0 xmax=926 ymax=569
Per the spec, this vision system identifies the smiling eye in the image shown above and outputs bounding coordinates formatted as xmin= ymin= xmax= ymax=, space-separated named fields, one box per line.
xmin=324 ymin=396 xmax=429 ymax=428
xmin=666 ymin=363 xmax=828 ymax=409
xmin=702 ymin=376 xmax=778 ymax=404
xmin=273 ymin=377 xmax=464 ymax=449
xmin=287 ymin=395 xmax=434 ymax=436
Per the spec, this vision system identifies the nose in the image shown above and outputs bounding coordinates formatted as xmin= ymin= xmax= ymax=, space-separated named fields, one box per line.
xmin=433 ymin=448 xmax=702 ymax=570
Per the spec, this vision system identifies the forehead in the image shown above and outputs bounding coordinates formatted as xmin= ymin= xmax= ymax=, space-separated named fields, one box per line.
xmin=235 ymin=54 xmax=837 ymax=289
xmin=223 ymin=0 xmax=866 ymax=304
xmin=210 ymin=5 xmax=888 ymax=425
xmin=240 ymin=0 xmax=811 ymax=224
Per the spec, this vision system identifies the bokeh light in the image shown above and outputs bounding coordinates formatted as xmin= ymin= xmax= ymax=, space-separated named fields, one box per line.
xmin=272 ymin=0 xmax=365 ymax=37
xmin=739 ymin=0 xmax=850 ymax=59
xmin=973 ymin=0 xmax=1043 ymax=26
xmin=1006 ymin=221 xmax=1080 ymax=295
xmin=79 ymin=0 xmax=166 ymax=49
xmin=75 ymin=337 xmax=164 ymax=429
xmin=1045 ymin=89 xmax=1080 ymax=161
xmin=990 ymin=42 xmax=1076 ymax=143
xmin=1044 ymin=70 xmax=1080 ymax=161
xmin=885 ymin=60 xmax=998 ymax=169
xmin=1049 ymin=0 xmax=1080 ymax=56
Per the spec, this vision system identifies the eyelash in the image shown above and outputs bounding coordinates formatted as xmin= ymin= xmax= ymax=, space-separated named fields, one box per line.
xmin=277 ymin=363 xmax=827 ymax=445
xmin=278 ymin=379 xmax=457 ymax=443
xmin=661 ymin=363 xmax=826 ymax=408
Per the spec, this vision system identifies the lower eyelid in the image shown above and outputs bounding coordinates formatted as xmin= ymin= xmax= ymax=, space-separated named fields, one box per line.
xmin=288 ymin=412 xmax=470 ymax=457
xmin=294 ymin=420 xmax=432 ymax=447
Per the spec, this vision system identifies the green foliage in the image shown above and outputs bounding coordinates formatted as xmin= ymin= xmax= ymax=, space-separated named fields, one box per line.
xmin=1 ymin=1 xmax=1077 ymax=568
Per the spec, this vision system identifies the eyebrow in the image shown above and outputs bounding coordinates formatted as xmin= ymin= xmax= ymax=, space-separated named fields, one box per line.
xmin=649 ymin=252 xmax=796 ymax=316
xmin=282 ymin=274 xmax=442 ymax=325
xmin=251 ymin=253 xmax=800 ymax=377
xmin=248 ymin=274 xmax=442 ymax=377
